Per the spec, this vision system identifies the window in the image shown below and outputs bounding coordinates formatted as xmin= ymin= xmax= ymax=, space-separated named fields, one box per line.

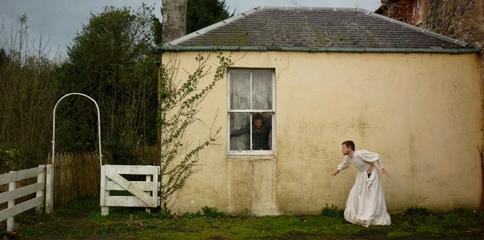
xmin=228 ymin=69 xmax=275 ymax=155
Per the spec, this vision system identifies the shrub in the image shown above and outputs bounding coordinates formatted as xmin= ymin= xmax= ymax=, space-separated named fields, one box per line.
xmin=321 ymin=204 xmax=344 ymax=218
xmin=201 ymin=206 xmax=227 ymax=218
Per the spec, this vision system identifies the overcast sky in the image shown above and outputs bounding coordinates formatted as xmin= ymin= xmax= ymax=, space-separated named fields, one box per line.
xmin=0 ymin=0 xmax=380 ymax=59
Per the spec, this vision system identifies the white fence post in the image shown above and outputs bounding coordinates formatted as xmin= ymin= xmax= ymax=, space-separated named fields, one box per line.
xmin=36 ymin=165 xmax=46 ymax=213
xmin=153 ymin=166 xmax=160 ymax=210
xmin=145 ymin=174 xmax=152 ymax=214
xmin=100 ymin=165 xmax=109 ymax=216
xmin=45 ymin=164 xmax=53 ymax=214
xmin=6 ymin=171 xmax=15 ymax=232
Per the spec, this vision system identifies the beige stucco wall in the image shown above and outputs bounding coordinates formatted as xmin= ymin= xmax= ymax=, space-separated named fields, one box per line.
xmin=161 ymin=51 xmax=482 ymax=215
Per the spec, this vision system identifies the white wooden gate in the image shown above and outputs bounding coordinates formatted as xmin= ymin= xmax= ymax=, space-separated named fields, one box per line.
xmin=52 ymin=94 xmax=163 ymax=216
xmin=0 ymin=165 xmax=53 ymax=232
xmin=100 ymin=165 xmax=160 ymax=216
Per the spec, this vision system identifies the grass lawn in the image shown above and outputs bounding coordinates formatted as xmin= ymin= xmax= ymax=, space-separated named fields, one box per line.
xmin=3 ymin=198 xmax=484 ymax=239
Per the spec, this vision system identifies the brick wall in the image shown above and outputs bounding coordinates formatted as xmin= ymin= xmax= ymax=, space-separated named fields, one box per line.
xmin=375 ymin=0 xmax=422 ymax=25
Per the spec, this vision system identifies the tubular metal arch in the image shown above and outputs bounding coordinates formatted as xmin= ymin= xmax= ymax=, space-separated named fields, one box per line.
xmin=52 ymin=93 xmax=102 ymax=167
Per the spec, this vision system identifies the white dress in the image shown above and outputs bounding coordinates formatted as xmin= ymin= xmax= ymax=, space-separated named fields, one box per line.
xmin=336 ymin=149 xmax=391 ymax=227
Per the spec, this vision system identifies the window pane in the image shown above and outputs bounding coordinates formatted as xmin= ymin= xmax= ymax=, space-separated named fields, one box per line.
xmin=230 ymin=112 xmax=250 ymax=151
xmin=252 ymin=70 xmax=273 ymax=110
xmin=251 ymin=113 xmax=272 ymax=150
xmin=230 ymin=70 xmax=251 ymax=110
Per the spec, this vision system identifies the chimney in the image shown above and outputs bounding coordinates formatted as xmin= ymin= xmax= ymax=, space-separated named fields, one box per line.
xmin=162 ymin=0 xmax=187 ymax=43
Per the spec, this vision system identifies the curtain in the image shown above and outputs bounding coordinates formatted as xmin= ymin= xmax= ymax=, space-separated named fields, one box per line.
xmin=252 ymin=70 xmax=273 ymax=110
xmin=230 ymin=70 xmax=250 ymax=150
xmin=230 ymin=70 xmax=250 ymax=110
xmin=230 ymin=112 xmax=250 ymax=150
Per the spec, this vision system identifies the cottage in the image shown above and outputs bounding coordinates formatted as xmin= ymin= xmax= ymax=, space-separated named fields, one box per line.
xmin=160 ymin=7 xmax=482 ymax=215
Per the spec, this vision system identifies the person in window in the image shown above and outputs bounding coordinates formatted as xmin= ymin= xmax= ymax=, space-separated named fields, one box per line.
xmin=230 ymin=113 xmax=271 ymax=150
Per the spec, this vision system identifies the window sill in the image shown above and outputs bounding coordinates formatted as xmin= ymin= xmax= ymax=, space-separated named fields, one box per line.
xmin=227 ymin=154 xmax=275 ymax=161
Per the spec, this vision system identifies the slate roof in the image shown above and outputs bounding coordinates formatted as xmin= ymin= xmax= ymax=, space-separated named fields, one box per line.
xmin=161 ymin=7 xmax=479 ymax=53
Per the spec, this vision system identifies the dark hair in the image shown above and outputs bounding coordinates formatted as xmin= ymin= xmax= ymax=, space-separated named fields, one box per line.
xmin=253 ymin=113 xmax=264 ymax=122
xmin=342 ymin=140 xmax=355 ymax=150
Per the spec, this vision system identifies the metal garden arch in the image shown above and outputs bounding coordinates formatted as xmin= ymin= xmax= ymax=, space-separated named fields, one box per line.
xmin=52 ymin=93 xmax=158 ymax=215
xmin=51 ymin=93 xmax=103 ymax=167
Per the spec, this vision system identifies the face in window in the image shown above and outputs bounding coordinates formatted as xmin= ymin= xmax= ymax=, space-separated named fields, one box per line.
xmin=254 ymin=118 xmax=263 ymax=130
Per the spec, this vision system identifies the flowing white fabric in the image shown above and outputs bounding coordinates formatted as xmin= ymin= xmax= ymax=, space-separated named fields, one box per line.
xmin=336 ymin=149 xmax=391 ymax=227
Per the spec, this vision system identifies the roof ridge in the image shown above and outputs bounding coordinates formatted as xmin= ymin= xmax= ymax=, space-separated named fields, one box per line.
xmin=164 ymin=7 xmax=262 ymax=47
xmin=257 ymin=6 xmax=362 ymax=11
xmin=363 ymin=10 xmax=471 ymax=48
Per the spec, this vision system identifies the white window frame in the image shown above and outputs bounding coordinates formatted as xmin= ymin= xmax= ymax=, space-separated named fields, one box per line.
xmin=227 ymin=68 xmax=276 ymax=156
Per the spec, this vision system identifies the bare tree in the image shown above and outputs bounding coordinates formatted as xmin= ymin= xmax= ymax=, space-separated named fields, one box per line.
xmin=0 ymin=14 xmax=59 ymax=171
xmin=423 ymin=0 xmax=480 ymax=45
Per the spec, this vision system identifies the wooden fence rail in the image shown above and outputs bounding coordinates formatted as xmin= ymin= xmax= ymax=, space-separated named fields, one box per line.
xmin=0 ymin=165 xmax=52 ymax=232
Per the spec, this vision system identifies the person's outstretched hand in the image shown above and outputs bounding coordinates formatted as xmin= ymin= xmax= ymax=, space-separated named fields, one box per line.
xmin=381 ymin=168 xmax=388 ymax=176
xmin=332 ymin=170 xmax=339 ymax=176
